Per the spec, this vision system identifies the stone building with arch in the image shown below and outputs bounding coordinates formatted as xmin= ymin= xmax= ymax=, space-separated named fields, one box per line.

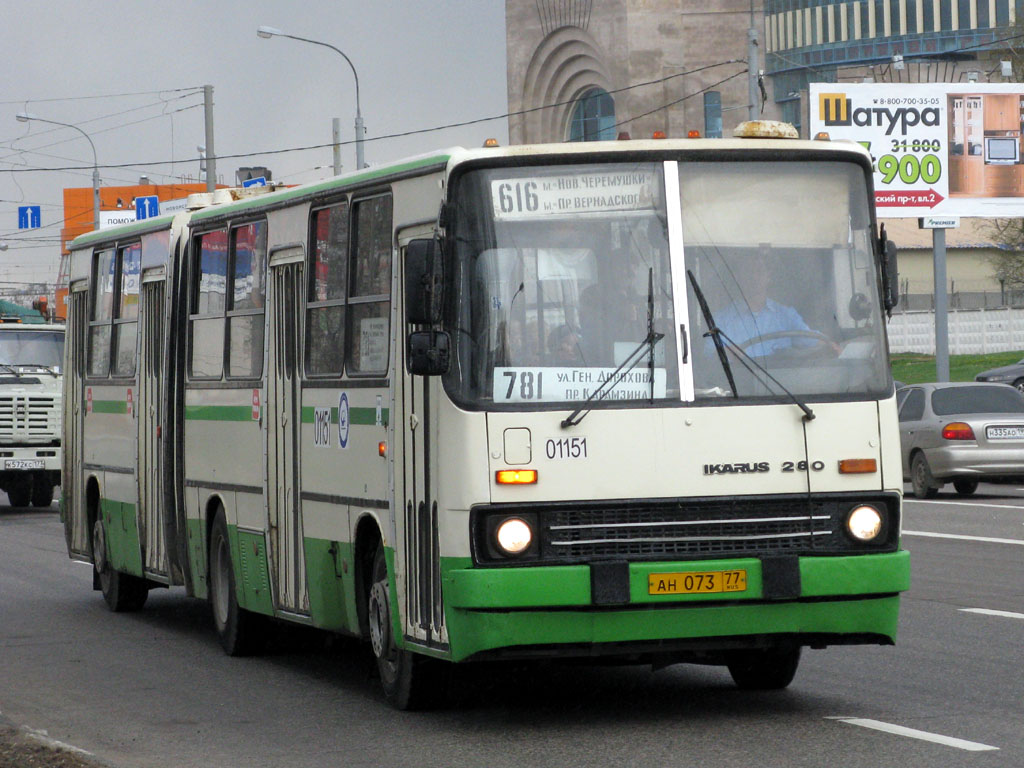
xmin=505 ymin=0 xmax=776 ymax=144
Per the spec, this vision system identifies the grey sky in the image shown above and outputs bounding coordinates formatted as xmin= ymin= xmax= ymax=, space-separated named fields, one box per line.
xmin=0 ymin=1 xmax=508 ymax=286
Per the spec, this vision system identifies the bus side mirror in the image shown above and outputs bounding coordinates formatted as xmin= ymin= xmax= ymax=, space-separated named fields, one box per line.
xmin=407 ymin=330 xmax=450 ymax=376
xmin=882 ymin=239 xmax=899 ymax=313
xmin=405 ymin=238 xmax=442 ymax=325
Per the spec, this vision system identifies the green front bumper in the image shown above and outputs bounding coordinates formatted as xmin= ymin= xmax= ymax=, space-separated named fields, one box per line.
xmin=440 ymin=550 xmax=910 ymax=661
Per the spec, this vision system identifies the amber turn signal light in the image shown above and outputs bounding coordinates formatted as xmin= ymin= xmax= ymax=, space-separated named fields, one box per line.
xmin=496 ymin=469 xmax=538 ymax=485
xmin=838 ymin=458 xmax=877 ymax=474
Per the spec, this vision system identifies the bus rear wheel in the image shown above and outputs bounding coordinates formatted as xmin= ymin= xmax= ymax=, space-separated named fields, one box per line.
xmin=92 ymin=516 xmax=148 ymax=612
xmin=726 ymin=647 xmax=801 ymax=690
xmin=368 ymin=544 xmax=447 ymax=710
xmin=209 ymin=510 xmax=265 ymax=656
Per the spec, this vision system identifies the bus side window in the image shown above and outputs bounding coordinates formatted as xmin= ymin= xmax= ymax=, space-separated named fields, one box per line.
xmin=307 ymin=203 xmax=349 ymax=376
xmin=226 ymin=221 xmax=267 ymax=379
xmin=88 ymin=248 xmax=116 ymax=378
xmin=189 ymin=229 xmax=228 ymax=380
xmin=112 ymin=242 xmax=141 ymax=377
xmin=348 ymin=194 xmax=393 ymax=375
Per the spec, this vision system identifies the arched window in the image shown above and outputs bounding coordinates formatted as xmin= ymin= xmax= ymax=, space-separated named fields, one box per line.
xmin=568 ymin=88 xmax=615 ymax=142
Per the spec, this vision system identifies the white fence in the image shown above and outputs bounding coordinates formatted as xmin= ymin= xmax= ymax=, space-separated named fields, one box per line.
xmin=887 ymin=307 xmax=1024 ymax=354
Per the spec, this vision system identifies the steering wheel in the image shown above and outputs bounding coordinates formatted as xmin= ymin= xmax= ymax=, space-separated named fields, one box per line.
xmin=738 ymin=329 xmax=837 ymax=359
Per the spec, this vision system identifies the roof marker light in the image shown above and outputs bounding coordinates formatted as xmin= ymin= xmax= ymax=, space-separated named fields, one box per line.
xmin=687 ymin=130 xmax=701 ymax=138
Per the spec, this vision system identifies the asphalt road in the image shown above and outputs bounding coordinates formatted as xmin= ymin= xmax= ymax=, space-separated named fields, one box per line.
xmin=0 ymin=487 xmax=1021 ymax=768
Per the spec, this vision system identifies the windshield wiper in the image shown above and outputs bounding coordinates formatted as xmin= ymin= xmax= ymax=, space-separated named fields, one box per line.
xmin=0 ymin=364 xmax=21 ymax=377
xmin=562 ymin=268 xmax=662 ymax=428
xmin=687 ymin=269 xmax=814 ymax=422
xmin=686 ymin=269 xmax=737 ymax=398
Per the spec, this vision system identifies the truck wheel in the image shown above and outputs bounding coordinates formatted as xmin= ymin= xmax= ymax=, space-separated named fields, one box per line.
xmin=7 ymin=480 xmax=32 ymax=508
xmin=31 ymin=477 xmax=54 ymax=507
xmin=92 ymin=517 xmax=148 ymax=611
xmin=727 ymin=647 xmax=801 ymax=690
xmin=368 ymin=544 xmax=447 ymax=709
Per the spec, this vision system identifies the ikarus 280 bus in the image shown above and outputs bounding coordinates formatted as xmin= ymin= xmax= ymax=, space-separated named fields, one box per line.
xmin=62 ymin=122 xmax=910 ymax=709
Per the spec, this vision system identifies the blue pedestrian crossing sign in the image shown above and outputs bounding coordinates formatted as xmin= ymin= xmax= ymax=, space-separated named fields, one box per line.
xmin=17 ymin=205 xmax=41 ymax=229
xmin=242 ymin=176 xmax=267 ymax=188
xmin=135 ymin=196 xmax=160 ymax=220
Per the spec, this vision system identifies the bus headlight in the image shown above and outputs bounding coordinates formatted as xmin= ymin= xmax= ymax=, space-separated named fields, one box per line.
xmin=495 ymin=517 xmax=533 ymax=556
xmin=845 ymin=505 xmax=884 ymax=542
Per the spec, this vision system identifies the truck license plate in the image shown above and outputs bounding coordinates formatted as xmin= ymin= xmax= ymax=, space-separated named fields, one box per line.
xmin=4 ymin=459 xmax=44 ymax=470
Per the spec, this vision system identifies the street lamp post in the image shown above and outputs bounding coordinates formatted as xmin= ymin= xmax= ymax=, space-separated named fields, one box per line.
xmin=16 ymin=112 xmax=100 ymax=232
xmin=257 ymin=25 xmax=365 ymax=173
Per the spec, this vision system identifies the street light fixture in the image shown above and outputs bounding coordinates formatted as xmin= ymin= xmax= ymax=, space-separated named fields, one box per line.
xmin=16 ymin=111 xmax=100 ymax=232
xmin=257 ymin=25 xmax=365 ymax=173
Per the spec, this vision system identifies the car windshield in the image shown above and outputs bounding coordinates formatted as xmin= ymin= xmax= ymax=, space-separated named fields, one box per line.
xmin=932 ymin=385 xmax=1024 ymax=415
xmin=0 ymin=330 xmax=64 ymax=368
xmin=444 ymin=159 xmax=889 ymax=410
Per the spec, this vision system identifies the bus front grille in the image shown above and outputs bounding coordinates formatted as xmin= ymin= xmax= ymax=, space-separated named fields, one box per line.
xmin=471 ymin=493 xmax=900 ymax=565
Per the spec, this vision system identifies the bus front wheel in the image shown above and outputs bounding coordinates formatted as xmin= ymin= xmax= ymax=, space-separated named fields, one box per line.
xmin=92 ymin=516 xmax=148 ymax=612
xmin=368 ymin=544 xmax=447 ymax=710
xmin=726 ymin=647 xmax=801 ymax=690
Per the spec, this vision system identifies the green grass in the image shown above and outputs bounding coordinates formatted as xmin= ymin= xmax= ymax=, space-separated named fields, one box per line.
xmin=891 ymin=350 xmax=1024 ymax=385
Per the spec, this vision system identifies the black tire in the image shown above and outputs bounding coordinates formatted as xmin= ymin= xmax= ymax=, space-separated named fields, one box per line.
xmin=92 ymin=516 xmax=148 ymax=612
xmin=368 ymin=544 xmax=447 ymax=710
xmin=31 ymin=478 xmax=54 ymax=508
xmin=952 ymin=478 xmax=979 ymax=496
xmin=727 ymin=647 xmax=801 ymax=690
xmin=911 ymin=453 xmax=939 ymax=499
xmin=7 ymin=480 xmax=31 ymax=508
xmin=1014 ymin=378 xmax=1024 ymax=395
xmin=209 ymin=510 xmax=265 ymax=656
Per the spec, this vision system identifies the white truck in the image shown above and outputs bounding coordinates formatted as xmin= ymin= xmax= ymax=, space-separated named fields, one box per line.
xmin=0 ymin=319 xmax=65 ymax=507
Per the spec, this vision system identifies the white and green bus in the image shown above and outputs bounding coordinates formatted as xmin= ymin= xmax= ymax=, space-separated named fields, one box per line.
xmin=63 ymin=124 xmax=910 ymax=709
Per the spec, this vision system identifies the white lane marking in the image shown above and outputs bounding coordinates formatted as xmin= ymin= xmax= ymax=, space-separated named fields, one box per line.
xmin=960 ymin=608 xmax=1024 ymax=621
xmin=827 ymin=717 xmax=999 ymax=752
xmin=903 ymin=530 xmax=1024 ymax=546
xmin=903 ymin=499 xmax=1024 ymax=511
xmin=23 ymin=728 xmax=95 ymax=757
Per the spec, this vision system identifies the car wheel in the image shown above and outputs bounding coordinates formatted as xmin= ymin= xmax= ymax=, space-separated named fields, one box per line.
xmin=727 ymin=647 xmax=801 ymax=690
xmin=1014 ymin=378 xmax=1024 ymax=394
xmin=953 ymin=478 xmax=979 ymax=496
xmin=911 ymin=453 xmax=939 ymax=499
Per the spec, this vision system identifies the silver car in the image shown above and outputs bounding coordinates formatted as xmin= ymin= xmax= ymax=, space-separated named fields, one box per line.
xmin=898 ymin=382 xmax=1024 ymax=498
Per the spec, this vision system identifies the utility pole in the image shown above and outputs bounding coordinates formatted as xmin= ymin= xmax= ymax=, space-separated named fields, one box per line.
xmin=204 ymin=85 xmax=216 ymax=192
xmin=332 ymin=117 xmax=342 ymax=175
xmin=747 ymin=0 xmax=760 ymax=121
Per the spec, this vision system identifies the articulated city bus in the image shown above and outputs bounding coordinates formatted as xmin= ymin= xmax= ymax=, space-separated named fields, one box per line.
xmin=63 ymin=124 xmax=909 ymax=709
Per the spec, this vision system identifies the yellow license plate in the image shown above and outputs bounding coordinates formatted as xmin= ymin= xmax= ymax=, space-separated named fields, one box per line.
xmin=648 ymin=569 xmax=747 ymax=595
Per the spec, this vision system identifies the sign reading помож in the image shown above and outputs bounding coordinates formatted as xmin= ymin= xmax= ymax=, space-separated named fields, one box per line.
xmin=809 ymin=83 xmax=1024 ymax=219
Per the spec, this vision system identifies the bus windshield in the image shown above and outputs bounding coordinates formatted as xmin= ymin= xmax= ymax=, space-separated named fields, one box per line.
xmin=446 ymin=159 xmax=889 ymax=409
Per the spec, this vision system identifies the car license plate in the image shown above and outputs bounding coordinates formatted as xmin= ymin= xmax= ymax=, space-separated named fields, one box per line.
xmin=986 ymin=425 xmax=1024 ymax=440
xmin=648 ymin=569 xmax=747 ymax=595
xmin=4 ymin=459 xmax=43 ymax=470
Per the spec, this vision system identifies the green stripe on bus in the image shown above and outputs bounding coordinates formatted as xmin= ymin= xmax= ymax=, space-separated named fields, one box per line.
xmin=91 ymin=400 xmax=128 ymax=414
xmin=185 ymin=405 xmax=258 ymax=422
xmin=300 ymin=406 xmax=388 ymax=425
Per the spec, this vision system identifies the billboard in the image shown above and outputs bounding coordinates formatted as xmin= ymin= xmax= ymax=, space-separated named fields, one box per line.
xmin=809 ymin=83 xmax=1024 ymax=218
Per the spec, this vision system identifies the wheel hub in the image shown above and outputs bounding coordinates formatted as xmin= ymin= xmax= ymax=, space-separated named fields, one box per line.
xmin=92 ymin=519 xmax=107 ymax=574
xmin=368 ymin=581 xmax=391 ymax=659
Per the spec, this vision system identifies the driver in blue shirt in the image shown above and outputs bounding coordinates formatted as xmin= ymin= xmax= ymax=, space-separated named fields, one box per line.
xmin=712 ymin=253 xmax=827 ymax=357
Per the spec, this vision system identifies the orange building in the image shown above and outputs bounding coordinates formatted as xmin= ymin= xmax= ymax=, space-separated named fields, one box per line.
xmin=57 ymin=181 xmax=217 ymax=317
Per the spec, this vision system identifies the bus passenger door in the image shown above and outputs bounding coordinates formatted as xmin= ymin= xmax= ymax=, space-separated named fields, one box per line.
xmin=266 ymin=258 xmax=308 ymax=615
xmin=63 ymin=287 xmax=89 ymax=557
xmin=398 ymin=235 xmax=445 ymax=648
xmin=137 ymin=279 xmax=169 ymax=579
